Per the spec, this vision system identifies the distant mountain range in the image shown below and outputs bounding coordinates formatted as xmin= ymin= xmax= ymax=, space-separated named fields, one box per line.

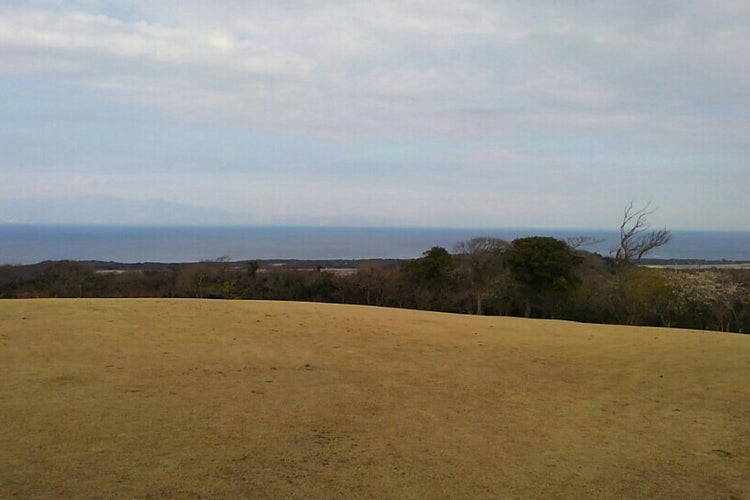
xmin=0 ymin=196 xmax=253 ymax=225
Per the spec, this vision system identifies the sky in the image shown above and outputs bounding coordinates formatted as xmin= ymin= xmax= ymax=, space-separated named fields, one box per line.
xmin=1 ymin=0 xmax=748 ymax=229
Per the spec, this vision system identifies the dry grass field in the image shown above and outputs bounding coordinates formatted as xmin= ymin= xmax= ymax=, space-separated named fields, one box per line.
xmin=2 ymin=299 xmax=749 ymax=498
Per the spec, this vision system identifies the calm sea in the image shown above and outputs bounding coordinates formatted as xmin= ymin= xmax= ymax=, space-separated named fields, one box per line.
xmin=0 ymin=225 xmax=749 ymax=264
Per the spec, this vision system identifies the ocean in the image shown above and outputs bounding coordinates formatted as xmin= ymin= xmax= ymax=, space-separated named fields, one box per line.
xmin=0 ymin=225 xmax=749 ymax=265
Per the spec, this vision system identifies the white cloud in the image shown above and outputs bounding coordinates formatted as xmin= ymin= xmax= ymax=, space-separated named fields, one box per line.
xmin=0 ymin=7 xmax=312 ymax=75
xmin=0 ymin=1 xmax=748 ymax=229
xmin=2 ymin=1 xmax=748 ymax=140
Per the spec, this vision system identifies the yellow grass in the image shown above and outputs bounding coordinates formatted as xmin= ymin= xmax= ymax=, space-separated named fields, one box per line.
xmin=2 ymin=299 xmax=749 ymax=498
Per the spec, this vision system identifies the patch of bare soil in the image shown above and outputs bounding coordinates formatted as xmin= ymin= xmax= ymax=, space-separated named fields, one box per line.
xmin=1 ymin=299 xmax=749 ymax=498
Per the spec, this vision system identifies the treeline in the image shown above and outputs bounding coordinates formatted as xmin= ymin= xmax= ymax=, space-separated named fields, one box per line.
xmin=1 ymin=204 xmax=747 ymax=333
xmin=1 ymin=239 xmax=748 ymax=333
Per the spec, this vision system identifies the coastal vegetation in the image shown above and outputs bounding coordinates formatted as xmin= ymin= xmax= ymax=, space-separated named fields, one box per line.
xmin=1 ymin=244 xmax=748 ymax=333
xmin=1 ymin=206 xmax=748 ymax=333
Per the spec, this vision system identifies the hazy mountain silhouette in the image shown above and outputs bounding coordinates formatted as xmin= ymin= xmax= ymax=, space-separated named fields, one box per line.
xmin=0 ymin=196 xmax=253 ymax=225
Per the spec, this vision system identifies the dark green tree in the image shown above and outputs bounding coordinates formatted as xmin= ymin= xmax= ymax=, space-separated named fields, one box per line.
xmin=409 ymin=247 xmax=454 ymax=280
xmin=504 ymin=237 xmax=581 ymax=318
xmin=402 ymin=246 xmax=456 ymax=310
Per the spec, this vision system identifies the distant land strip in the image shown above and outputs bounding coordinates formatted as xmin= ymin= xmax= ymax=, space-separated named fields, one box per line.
xmin=78 ymin=258 xmax=750 ymax=272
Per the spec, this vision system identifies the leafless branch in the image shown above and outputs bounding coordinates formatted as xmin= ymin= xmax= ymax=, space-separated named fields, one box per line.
xmin=567 ymin=236 xmax=605 ymax=250
xmin=614 ymin=202 xmax=672 ymax=264
xmin=453 ymin=237 xmax=509 ymax=255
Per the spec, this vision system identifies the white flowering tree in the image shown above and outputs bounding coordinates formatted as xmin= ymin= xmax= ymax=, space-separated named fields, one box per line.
xmin=665 ymin=271 xmax=745 ymax=332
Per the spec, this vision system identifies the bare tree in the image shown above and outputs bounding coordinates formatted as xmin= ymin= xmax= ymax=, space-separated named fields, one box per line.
xmin=614 ymin=202 xmax=672 ymax=265
xmin=454 ymin=236 xmax=509 ymax=256
xmin=611 ymin=202 xmax=672 ymax=324
xmin=453 ymin=237 xmax=509 ymax=315
xmin=566 ymin=236 xmax=605 ymax=250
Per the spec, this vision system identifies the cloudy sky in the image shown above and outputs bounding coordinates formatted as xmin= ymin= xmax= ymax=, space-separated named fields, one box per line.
xmin=1 ymin=1 xmax=748 ymax=229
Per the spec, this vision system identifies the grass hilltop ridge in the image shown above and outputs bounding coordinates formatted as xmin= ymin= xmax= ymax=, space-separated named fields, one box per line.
xmin=2 ymin=299 xmax=749 ymax=498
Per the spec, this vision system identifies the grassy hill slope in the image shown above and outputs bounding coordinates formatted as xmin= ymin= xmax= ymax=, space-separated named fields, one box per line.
xmin=2 ymin=299 xmax=749 ymax=498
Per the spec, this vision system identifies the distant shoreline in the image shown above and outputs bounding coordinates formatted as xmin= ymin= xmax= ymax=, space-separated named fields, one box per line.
xmin=641 ymin=260 xmax=750 ymax=270
xmin=73 ymin=257 xmax=750 ymax=272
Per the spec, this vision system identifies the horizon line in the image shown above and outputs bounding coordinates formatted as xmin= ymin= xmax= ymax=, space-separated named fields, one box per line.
xmin=0 ymin=222 xmax=747 ymax=233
